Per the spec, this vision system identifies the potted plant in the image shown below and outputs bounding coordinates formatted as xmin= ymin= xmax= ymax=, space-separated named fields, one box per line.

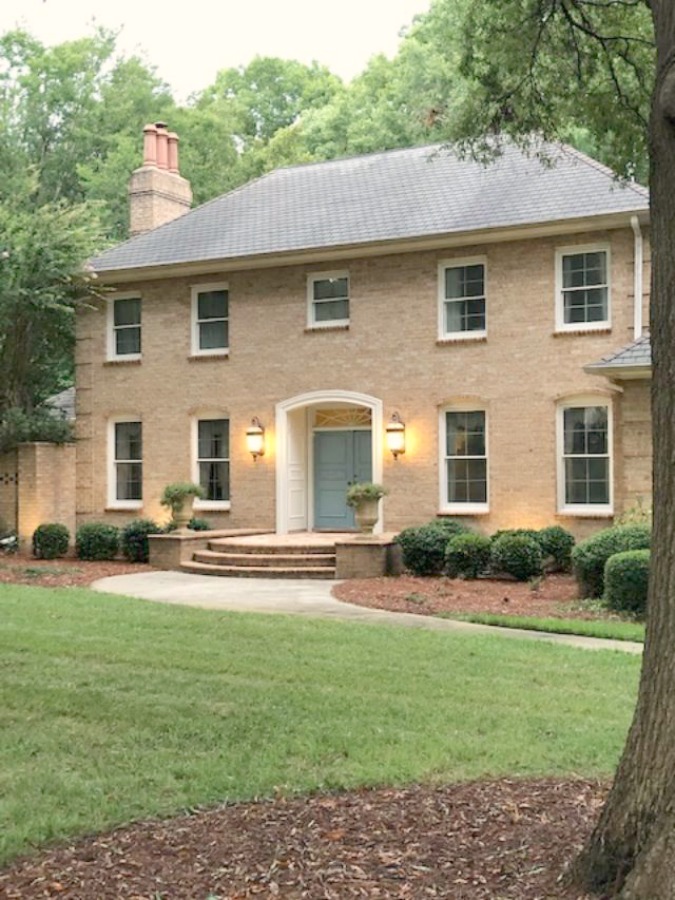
xmin=160 ymin=481 xmax=205 ymax=530
xmin=346 ymin=482 xmax=388 ymax=535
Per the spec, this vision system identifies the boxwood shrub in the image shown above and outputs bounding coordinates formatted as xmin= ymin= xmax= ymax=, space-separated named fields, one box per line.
xmin=121 ymin=518 xmax=163 ymax=563
xmin=32 ymin=523 xmax=70 ymax=560
xmin=490 ymin=533 xmax=543 ymax=581
xmin=76 ymin=522 xmax=120 ymax=561
xmin=536 ymin=525 xmax=575 ymax=572
xmin=572 ymin=524 xmax=651 ymax=599
xmin=396 ymin=524 xmax=453 ymax=576
xmin=604 ymin=549 xmax=650 ymax=618
xmin=427 ymin=519 xmax=470 ymax=539
xmin=445 ymin=532 xmax=491 ymax=579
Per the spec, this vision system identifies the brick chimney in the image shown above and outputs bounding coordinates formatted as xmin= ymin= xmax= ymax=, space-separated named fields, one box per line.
xmin=128 ymin=123 xmax=193 ymax=236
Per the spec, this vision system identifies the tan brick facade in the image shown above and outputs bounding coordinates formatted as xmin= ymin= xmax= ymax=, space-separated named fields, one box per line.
xmin=76 ymin=225 xmax=651 ymax=538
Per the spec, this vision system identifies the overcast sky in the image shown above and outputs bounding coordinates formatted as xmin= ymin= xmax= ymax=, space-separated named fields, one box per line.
xmin=0 ymin=0 xmax=432 ymax=99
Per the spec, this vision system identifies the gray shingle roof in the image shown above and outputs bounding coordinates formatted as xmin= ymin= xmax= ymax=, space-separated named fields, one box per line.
xmin=585 ymin=333 xmax=652 ymax=377
xmin=93 ymin=142 xmax=649 ymax=274
xmin=46 ymin=386 xmax=76 ymax=421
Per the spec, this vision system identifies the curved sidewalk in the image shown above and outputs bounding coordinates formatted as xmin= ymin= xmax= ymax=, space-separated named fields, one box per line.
xmin=92 ymin=571 xmax=643 ymax=655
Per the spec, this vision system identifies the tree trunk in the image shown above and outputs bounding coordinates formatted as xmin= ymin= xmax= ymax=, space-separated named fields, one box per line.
xmin=573 ymin=4 xmax=675 ymax=896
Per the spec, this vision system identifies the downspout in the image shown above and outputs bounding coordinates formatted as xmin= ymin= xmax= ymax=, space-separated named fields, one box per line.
xmin=631 ymin=215 xmax=643 ymax=339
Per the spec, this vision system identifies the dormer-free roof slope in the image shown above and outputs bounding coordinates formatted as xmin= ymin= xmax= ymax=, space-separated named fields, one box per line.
xmin=92 ymin=142 xmax=649 ymax=274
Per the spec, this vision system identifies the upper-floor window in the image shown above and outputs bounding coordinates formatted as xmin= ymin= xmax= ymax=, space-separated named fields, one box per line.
xmin=307 ymin=272 xmax=349 ymax=327
xmin=108 ymin=296 xmax=141 ymax=359
xmin=439 ymin=259 xmax=487 ymax=340
xmin=194 ymin=417 xmax=230 ymax=508
xmin=556 ymin=247 xmax=610 ymax=332
xmin=557 ymin=399 xmax=612 ymax=515
xmin=109 ymin=419 xmax=142 ymax=507
xmin=441 ymin=408 xmax=488 ymax=513
xmin=192 ymin=285 xmax=229 ymax=355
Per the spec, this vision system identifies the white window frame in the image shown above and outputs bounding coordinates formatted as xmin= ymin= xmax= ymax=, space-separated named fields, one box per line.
xmin=556 ymin=397 xmax=613 ymax=516
xmin=438 ymin=257 xmax=487 ymax=341
xmin=307 ymin=271 xmax=350 ymax=329
xmin=555 ymin=244 xmax=611 ymax=333
xmin=107 ymin=294 xmax=142 ymax=361
xmin=439 ymin=405 xmax=489 ymax=514
xmin=107 ymin=417 xmax=143 ymax=509
xmin=191 ymin=283 xmax=229 ymax=356
xmin=191 ymin=414 xmax=231 ymax=511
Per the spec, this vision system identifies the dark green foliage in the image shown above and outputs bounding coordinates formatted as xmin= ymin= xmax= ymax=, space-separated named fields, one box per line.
xmin=445 ymin=532 xmax=491 ymax=579
xmin=572 ymin=525 xmax=651 ymax=599
xmin=427 ymin=519 xmax=471 ymax=538
xmin=491 ymin=528 xmax=540 ymax=545
xmin=536 ymin=525 xmax=575 ymax=572
xmin=187 ymin=517 xmax=212 ymax=531
xmin=76 ymin=522 xmax=119 ymax=561
xmin=0 ymin=408 xmax=73 ymax=455
xmin=490 ymin=534 xmax=543 ymax=581
xmin=395 ymin=525 xmax=450 ymax=576
xmin=120 ymin=519 xmax=163 ymax=563
xmin=604 ymin=549 xmax=650 ymax=619
xmin=32 ymin=523 xmax=69 ymax=559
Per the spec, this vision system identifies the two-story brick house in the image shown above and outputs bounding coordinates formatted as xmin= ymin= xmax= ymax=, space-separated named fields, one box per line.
xmin=81 ymin=125 xmax=650 ymax=539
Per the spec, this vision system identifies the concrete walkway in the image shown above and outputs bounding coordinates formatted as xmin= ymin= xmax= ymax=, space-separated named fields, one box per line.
xmin=92 ymin=571 xmax=643 ymax=655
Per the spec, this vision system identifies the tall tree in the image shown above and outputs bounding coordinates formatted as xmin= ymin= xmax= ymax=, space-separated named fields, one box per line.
xmin=455 ymin=1 xmax=675 ymax=896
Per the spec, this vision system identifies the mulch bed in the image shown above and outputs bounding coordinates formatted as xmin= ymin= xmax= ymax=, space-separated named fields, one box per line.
xmin=0 ymin=779 xmax=603 ymax=899
xmin=0 ymin=560 xmax=608 ymax=898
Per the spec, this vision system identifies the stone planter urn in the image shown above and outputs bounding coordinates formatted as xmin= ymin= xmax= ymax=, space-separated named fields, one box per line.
xmin=160 ymin=481 xmax=205 ymax=532
xmin=346 ymin=482 xmax=388 ymax=537
xmin=354 ymin=498 xmax=380 ymax=536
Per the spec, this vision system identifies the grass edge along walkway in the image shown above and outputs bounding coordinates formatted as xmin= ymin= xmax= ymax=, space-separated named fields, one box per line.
xmin=0 ymin=583 xmax=640 ymax=866
xmin=444 ymin=611 xmax=645 ymax=643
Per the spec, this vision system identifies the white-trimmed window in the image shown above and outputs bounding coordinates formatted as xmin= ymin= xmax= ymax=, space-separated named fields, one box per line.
xmin=557 ymin=400 xmax=612 ymax=514
xmin=439 ymin=258 xmax=487 ymax=339
xmin=193 ymin=417 xmax=230 ymax=508
xmin=192 ymin=285 xmax=229 ymax=355
xmin=555 ymin=246 xmax=610 ymax=331
xmin=108 ymin=419 xmax=142 ymax=507
xmin=307 ymin=272 xmax=349 ymax=327
xmin=108 ymin=296 xmax=141 ymax=359
xmin=441 ymin=408 xmax=488 ymax=512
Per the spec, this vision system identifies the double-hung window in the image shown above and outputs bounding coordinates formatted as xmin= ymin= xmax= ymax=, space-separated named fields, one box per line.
xmin=195 ymin=418 xmax=230 ymax=507
xmin=556 ymin=247 xmax=610 ymax=331
xmin=192 ymin=285 xmax=229 ymax=355
xmin=442 ymin=409 xmax=488 ymax=512
xmin=439 ymin=259 xmax=486 ymax=339
xmin=110 ymin=420 xmax=142 ymax=507
xmin=558 ymin=401 xmax=612 ymax=514
xmin=109 ymin=297 xmax=141 ymax=359
xmin=308 ymin=272 xmax=349 ymax=327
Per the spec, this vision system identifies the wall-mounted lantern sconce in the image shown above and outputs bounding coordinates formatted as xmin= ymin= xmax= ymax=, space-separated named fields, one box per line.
xmin=246 ymin=417 xmax=265 ymax=461
xmin=386 ymin=412 xmax=406 ymax=459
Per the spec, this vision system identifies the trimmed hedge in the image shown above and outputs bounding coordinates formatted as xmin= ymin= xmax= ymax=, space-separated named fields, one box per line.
xmin=490 ymin=533 xmax=543 ymax=581
xmin=572 ymin=524 xmax=651 ymax=599
xmin=604 ymin=549 xmax=650 ymax=618
xmin=536 ymin=525 xmax=575 ymax=572
xmin=396 ymin=524 xmax=453 ymax=576
xmin=427 ymin=519 xmax=470 ymax=539
xmin=121 ymin=519 xmax=163 ymax=563
xmin=76 ymin=523 xmax=120 ymax=561
xmin=32 ymin=523 xmax=70 ymax=560
xmin=445 ymin=533 xmax=491 ymax=579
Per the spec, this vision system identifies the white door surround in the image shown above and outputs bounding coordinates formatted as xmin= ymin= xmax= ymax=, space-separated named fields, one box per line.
xmin=275 ymin=390 xmax=384 ymax=534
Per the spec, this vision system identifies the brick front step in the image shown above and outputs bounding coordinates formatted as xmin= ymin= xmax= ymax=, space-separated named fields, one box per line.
xmin=208 ymin=539 xmax=337 ymax=556
xmin=193 ymin=549 xmax=336 ymax=568
xmin=181 ymin=561 xmax=336 ymax=579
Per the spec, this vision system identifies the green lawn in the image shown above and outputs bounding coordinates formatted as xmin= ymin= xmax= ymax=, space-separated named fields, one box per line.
xmin=446 ymin=612 xmax=645 ymax=643
xmin=0 ymin=584 xmax=640 ymax=866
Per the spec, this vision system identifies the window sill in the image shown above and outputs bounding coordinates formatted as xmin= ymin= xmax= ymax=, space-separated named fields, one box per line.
xmin=104 ymin=357 xmax=142 ymax=366
xmin=189 ymin=351 xmax=230 ymax=361
xmin=304 ymin=323 xmax=350 ymax=333
xmin=553 ymin=326 xmax=611 ymax=337
xmin=558 ymin=506 xmax=613 ymax=518
xmin=436 ymin=334 xmax=487 ymax=346
xmin=438 ymin=506 xmax=489 ymax=516
xmin=194 ymin=502 xmax=231 ymax=512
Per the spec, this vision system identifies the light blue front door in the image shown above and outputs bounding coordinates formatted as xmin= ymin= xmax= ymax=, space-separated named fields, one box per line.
xmin=314 ymin=430 xmax=372 ymax=530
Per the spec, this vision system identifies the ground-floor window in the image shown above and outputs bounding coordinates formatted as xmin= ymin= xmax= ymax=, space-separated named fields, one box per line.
xmin=558 ymin=400 xmax=612 ymax=513
xmin=110 ymin=420 xmax=142 ymax=506
xmin=442 ymin=409 xmax=488 ymax=513
xmin=195 ymin=418 xmax=230 ymax=506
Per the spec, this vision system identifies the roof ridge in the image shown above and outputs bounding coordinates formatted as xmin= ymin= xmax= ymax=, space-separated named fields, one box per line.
xmin=273 ymin=141 xmax=444 ymax=175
